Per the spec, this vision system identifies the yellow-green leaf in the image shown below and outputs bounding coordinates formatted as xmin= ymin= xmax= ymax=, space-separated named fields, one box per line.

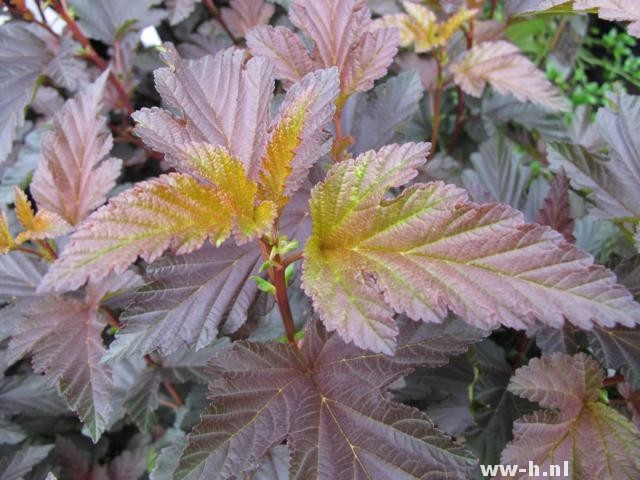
xmin=41 ymin=172 xmax=275 ymax=292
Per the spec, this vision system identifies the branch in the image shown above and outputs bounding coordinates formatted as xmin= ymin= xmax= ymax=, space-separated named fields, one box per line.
xmin=260 ymin=238 xmax=297 ymax=345
xmin=50 ymin=0 xmax=134 ymax=114
xmin=202 ymin=0 xmax=239 ymax=45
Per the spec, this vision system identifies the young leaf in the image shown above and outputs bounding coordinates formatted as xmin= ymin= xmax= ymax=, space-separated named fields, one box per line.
xmin=220 ymin=0 xmax=275 ymax=38
xmin=175 ymin=318 xmax=481 ymax=480
xmin=106 ymin=187 xmax=311 ymax=359
xmin=133 ymin=45 xmax=275 ymax=178
xmin=40 ymin=172 xmax=276 ymax=292
xmin=302 ymin=142 xmax=640 ymax=354
xmin=248 ymin=0 xmax=399 ymax=97
xmin=0 ymin=210 xmax=13 ymax=255
xmin=7 ymin=295 xmax=113 ymax=442
xmin=499 ymin=353 xmax=640 ymax=479
xmin=30 ymin=71 xmax=123 ymax=226
xmin=373 ymin=1 xmax=476 ymax=53
xmin=450 ymin=40 xmax=570 ymax=111
xmin=13 ymin=188 xmax=71 ymax=244
xmin=534 ymin=169 xmax=575 ymax=243
xmin=258 ymin=68 xmax=338 ymax=206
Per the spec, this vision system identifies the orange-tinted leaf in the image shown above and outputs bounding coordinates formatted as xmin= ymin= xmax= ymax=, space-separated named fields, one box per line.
xmin=40 ymin=173 xmax=275 ymax=292
xmin=13 ymin=187 xmax=71 ymax=244
xmin=450 ymin=40 xmax=570 ymax=111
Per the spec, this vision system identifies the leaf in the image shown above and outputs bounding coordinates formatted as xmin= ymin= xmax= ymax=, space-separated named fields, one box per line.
xmin=466 ymin=340 xmax=535 ymax=468
xmin=166 ymin=0 xmax=200 ymax=25
xmin=534 ymin=169 xmax=575 ymax=243
xmin=31 ymin=72 xmax=122 ymax=226
xmin=589 ymin=326 xmax=640 ymax=389
xmin=0 ymin=126 xmax=44 ymax=204
xmin=0 ymin=445 xmax=53 ymax=480
xmin=0 ymin=210 xmax=13 ymax=255
xmin=574 ymin=0 xmax=640 ymax=37
xmin=462 ymin=135 xmax=531 ymax=209
xmin=7 ymin=296 xmax=113 ymax=442
xmin=12 ymin=188 xmax=71 ymax=244
xmin=111 ymin=242 xmax=261 ymax=359
xmin=133 ymin=45 xmax=274 ymax=178
xmin=0 ymin=24 xmax=51 ymax=165
xmin=506 ymin=0 xmax=570 ymax=16
xmin=450 ymin=40 xmax=570 ymax=111
xmin=258 ymin=68 xmax=338 ymax=206
xmin=246 ymin=26 xmax=315 ymax=86
xmin=249 ymin=0 xmax=399 ymax=97
xmin=220 ymin=0 xmax=275 ymax=38
xmin=499 ymin=353 xmax=640 ymax=479
xmin=372 ymin=2 xmax=477 ymax=53
xmin=40 ymin=171 xmax=276 ymax=293
xmin=175 ymin=318 xmax=480 ymax=480
xmin=303 ymin=142 xmax=640 ymax=354
xmin=0 ymin=418 xmax=26 ymax=445
xmin=0 ymin=373 xmax=67 ymax=417
xmin=341 ymin=71 xmax=424 ymax=155
xmin=68 ymin=0 xmax=167 ymax=44
xmin=44 ymin=36 xmax=90 ymax=93
xmin=547 ymin=142 xmax=640 ymax=219
xmin=107 ymin=186 xmax=311 ymax=359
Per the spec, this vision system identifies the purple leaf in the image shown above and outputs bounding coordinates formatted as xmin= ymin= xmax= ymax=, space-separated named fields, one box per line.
xmin=31 ymin=72 xmax=122 ymax=226
xmin=175 ymin=318 xmax=480 ymax=479
xmin=499 ymin=353 xmax=640 ymax=479
xmin=535 ymin=169 xmax=575 ymax=242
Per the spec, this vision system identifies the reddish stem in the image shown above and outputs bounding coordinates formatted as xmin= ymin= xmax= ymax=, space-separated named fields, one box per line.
xmin=259 ymin=238 xmax=297 ymax=345
xmin=603 ymin=374 xmax=626 ymax=387
xmin=429 ymin=55 xmax=444 ymax=160
xmin=51 ymin=0 xmax=134 ymax=114
xmin=447 ymin=87 xmax=465 ymax=153
xmin=203 ymin=0 xmax=239 ymax=44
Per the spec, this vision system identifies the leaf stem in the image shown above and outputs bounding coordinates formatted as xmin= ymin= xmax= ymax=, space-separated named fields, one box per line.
xmin=260 ymin=238 xmax=297 ymax=345
xmin=15 ymin=246 xmax=45 ymax=258
xmin=282 ymin=251 xmax=303 ymax=268
xmin=430 ymin=52 xmax=444 ymax=159
xmin=203 ymin=0 xmax=239 ymax=44
xmin=603 ymin=373 xmax=626 ymax=387
xmin=162 ymin=380 xmax=184 ymax=407
xmin=50 ymin=0 xmax=134 ymax=114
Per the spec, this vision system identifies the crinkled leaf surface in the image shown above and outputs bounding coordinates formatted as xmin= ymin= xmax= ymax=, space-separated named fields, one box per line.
xmin=373 ymin=1 xmax=476 ymax=53
xmin=303 ymin=142 xmax=640 ymax=354
xmin=13 ymin=187 xmax=71 ymax=244
xmin=68 ymin=0 xmax=167 ymax=44
xmin=0 ymin=24 xmax=51 ymax=165
xmin=498 ymin=353 xmax=640 ymax=479
xmin=7 ymin=295 xmax=113 ymax=442
xmin=175 ymin=318 xmax=482 ymax=480
xmin=220 ymin=0 xmax=275 ymax=38
xmin=107 ymin=185 xmax=311 ymax=358
xmin=248 ymin=0 xmax=399 ymax=96
xmin=133 ymin=45 xmax=275 ymax=177
xmin=31 ymin=72 xmax=122 ymax=226
xmin=450 ymin=40 xmax=570 ymax=111
xmin=341 ymin=71 xmax=424 ymax=155
xmin=40 ymin=167 xmax=276 ymax=292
